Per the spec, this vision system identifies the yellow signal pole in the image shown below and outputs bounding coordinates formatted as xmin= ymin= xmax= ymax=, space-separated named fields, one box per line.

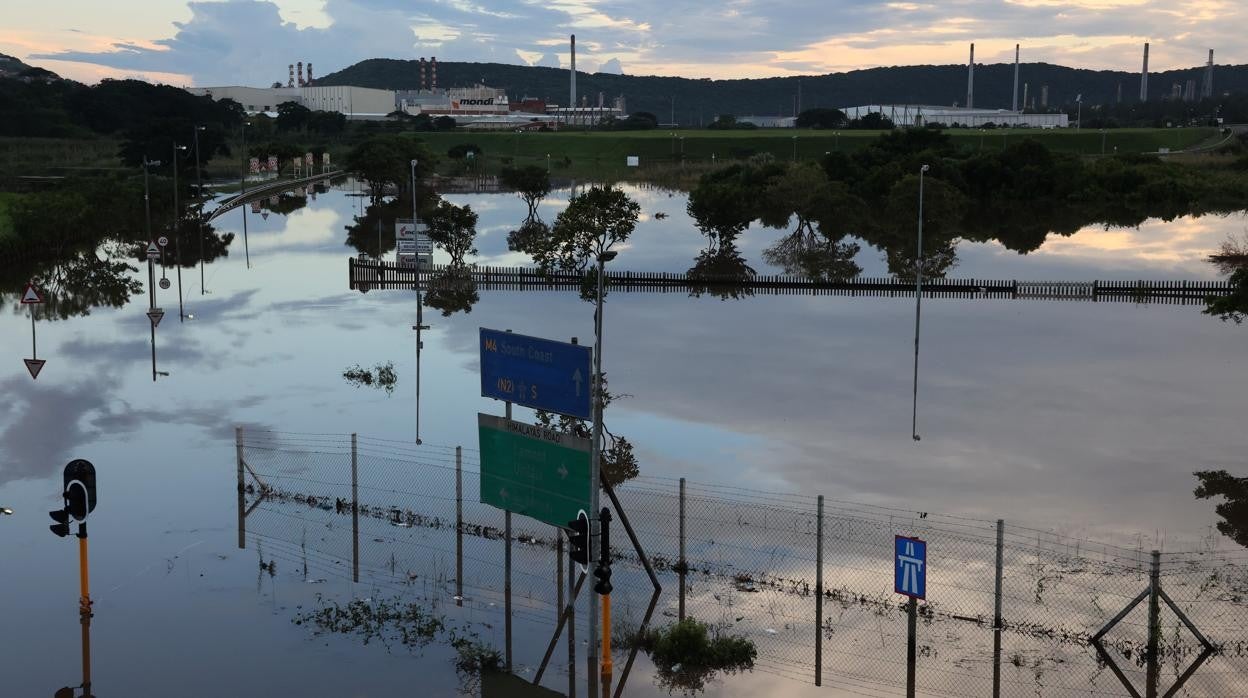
xmin=79 ymin=527 xmax=93 ymax=696
xmin=601 ymin=593 xmax=613 ymax=676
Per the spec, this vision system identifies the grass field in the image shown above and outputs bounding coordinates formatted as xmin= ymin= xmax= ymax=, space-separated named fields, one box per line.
xmin=413 ymin=127 xmax=1219 ymax=178
xmin=0 ymin=136 xmax=125 ymax=177
xmin=0 ymin=192 xmax=20 ymax=241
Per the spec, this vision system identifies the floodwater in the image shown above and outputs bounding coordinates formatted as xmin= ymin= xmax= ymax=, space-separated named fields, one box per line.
xmin=1 ymin=180 xmax=1246 ymax=697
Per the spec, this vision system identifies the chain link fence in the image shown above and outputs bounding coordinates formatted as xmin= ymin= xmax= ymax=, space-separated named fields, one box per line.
xmin=236 ymin=429 xmax=1248 ymax=697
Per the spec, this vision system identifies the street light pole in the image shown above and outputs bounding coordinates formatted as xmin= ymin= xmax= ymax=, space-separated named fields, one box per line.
xmin=411 ymin=159 xmax=427 ymax=446
xmin=172 ymin=143 xmax=187 ymax=322
xmin=241 ymin=121 xmax=250 ymax=269
xmin=911 ymin=164 xmax=929 ymax=442
xmin=193 ymin=125 xmax=206 ymax=295
xmin=143 ymin=157 xmax=161 ymax=383
xmin=588 ymin=248 xmax=617 ymax=698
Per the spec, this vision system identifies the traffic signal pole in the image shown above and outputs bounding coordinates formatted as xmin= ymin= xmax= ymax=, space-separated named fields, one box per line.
xmin=79 ymin=523 xmax=92 ymax=697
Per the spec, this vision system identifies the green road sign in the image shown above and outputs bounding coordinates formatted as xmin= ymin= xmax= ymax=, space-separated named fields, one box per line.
xmin=478 ymin=413 xmax=591 ymax=528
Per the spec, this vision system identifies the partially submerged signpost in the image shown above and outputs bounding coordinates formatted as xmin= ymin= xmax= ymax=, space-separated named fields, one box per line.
xmin=21 ymin=282 xmax=45 ymax=379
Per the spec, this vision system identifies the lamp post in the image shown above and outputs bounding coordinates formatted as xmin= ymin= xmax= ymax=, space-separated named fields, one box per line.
xmin=241 ymin=121 xmax=251 ymax=269
xmin=911 ymin=164 xmax=929 ymax=442
xmin=834 ymin=131 xmax=840 ymax=152
xmin=546 ymin=153 xmax=551 ymax=173
xmin=1076 ymin=94 xmax=1083 ymax=132
xmin=172 ymin=143 xmax=187 ymax=322
xmin=1100 ymin=128 xmax=1107 ymax=155
xmin=588 ymin=247 xmax=617 ymax=696
xmin=410 ymin=158 xmax=427 ymax=446
xmin=792 ymin=135 xmax=798 ymax=162
xmin=193 ymin=125 xmax=207 ymax=295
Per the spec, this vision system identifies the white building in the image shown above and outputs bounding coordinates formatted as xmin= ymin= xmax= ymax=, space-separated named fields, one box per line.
xmin=739 ymin=115 xmax=797 ymax=128
xmin=841 ymin=105 xmax=1069 ymax=129
xmin=187 ymin=85 xmax=397 ymax=119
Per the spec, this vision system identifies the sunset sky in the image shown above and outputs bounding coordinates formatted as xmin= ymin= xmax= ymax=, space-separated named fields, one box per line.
xmin=2 ymin=0 xmax=1243 ymax=86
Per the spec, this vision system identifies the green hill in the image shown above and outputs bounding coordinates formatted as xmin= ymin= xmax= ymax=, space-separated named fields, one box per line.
xmin=316 ymin=58 xmax=1248 ymax=123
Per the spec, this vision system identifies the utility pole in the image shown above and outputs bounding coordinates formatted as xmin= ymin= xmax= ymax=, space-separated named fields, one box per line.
xmin=911 ymin=164 xmax=929 ymax=442
xmin=193 ymin=125 xmax=206 ymax=295
xmin=241 ymin=121 xmax=250 ymax=269
xmin=172 ymin=142 xmax=187 ymax=322
xmin=411 ymin=159 xmax=427 ymax=445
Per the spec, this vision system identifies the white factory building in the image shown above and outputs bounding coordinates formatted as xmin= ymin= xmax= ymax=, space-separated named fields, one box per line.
xmin=841 ymin=105 xmax=1069 ymax=129
xmin=187 ymin=85 xmax=398 ymax=119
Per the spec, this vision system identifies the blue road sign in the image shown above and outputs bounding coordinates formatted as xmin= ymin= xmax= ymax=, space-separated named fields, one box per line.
xmin=895 ymin=535 xmax=927 ymax=600
xmin=480 ymin=328 xmax=592 ymax=419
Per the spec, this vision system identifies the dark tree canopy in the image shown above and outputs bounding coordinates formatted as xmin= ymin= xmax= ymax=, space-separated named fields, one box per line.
xmin=1194 ymin=471 xmax=1248 ymax=547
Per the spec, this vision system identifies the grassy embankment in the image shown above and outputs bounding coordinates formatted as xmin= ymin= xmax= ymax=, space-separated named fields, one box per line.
xmin=0 ymin=192 xmax=19 ymax=242
xmin=414 ymin=127 xmax=1218 ymax=179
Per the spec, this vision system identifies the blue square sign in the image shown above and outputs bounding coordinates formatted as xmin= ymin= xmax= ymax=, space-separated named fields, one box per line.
xmin=895 ymin=535 xmax=927 ymax=600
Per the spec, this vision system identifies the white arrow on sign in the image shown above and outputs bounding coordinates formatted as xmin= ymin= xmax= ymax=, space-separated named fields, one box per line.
xmin=146 ymin=242 xmax=161 ymax=259
xmin=557 ymin=464 xmax=568 ymax=480
xmin=147 ymin=308 xmax=165 ymax=328
xmin=499 ymin=488 xmax=510 ymax=501
xmin=24 ymin=358 xmax=46 ymax=380
xmin=572 ymin=368 xmax=583 ymax=397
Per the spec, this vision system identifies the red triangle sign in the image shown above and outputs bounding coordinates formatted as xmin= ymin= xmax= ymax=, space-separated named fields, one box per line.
xmin=24 ymin=358 xmax=46 ymax=379
xmin=20 ymin=283 xmax=43 ymax=304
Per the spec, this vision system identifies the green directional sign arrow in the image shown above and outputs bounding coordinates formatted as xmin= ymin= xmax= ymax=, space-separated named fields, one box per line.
xmin=478 ymin=413 xmax=591 ymax=528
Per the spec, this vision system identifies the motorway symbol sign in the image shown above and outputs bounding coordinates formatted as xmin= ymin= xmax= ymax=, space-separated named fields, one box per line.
xmin=21 ymin=283 xmax=43 ymax=304
xmin=157 ymin=236 xmax=168 ymax=247
xmin=159 ymin=277 xmax=171 ymax=290
xmin=147 ymin=308 xmax=165 ymax=328
xmin=146 ymin=242 xmax=161 ymax=259
xmin=24 ymin=358 xmax=45 ymax=380
xmin=478 ymin=413 xmax=591 ymax=528
xmin=895 ymin=535 xmax=927 ymax=600
xmin=480 ymin=328 xmax=592 ymax=419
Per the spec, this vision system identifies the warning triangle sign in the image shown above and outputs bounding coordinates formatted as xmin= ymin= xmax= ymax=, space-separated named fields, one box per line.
xmin=24 ymin=358 xmax=45 ymax=379
xmin=147 ymin=242 xmax=161 ymax=259
xmin=147 ymin=308 xmax=165 ymax=328
xmin=20 ymin=283 xmax=43 ymax=304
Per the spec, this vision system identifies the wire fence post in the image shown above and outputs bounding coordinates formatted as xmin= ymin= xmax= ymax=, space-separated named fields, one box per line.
xmin=678 ymin=477 xmax=686 ymax=621
xmin=351 ymin=433 xmax=359 ymax=583
xmin=815 ymin=494 xmax=823 ymax=687
xmin=236 ymin=426 xmax=245 ymax=549
xmin=993 ymin=519 xmax=1004 ymax=698
xmin=557 ymin=530 xmax=564 ymax=624
xmin=456 ymin=445 xmax=463 ymax=607
xmin=1146 ymin=549 xmax=1161 ymax=698
xmin=568 ymin=549 xmax=577 ymax=698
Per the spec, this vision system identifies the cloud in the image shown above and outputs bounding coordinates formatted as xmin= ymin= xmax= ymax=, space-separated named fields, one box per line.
xmin=14 ymin=0 xmax=1247 ymax=86
xmin=599 ymin=57 xmax=623 ymax=74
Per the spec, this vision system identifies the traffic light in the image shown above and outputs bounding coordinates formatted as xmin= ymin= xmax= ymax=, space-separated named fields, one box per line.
xmin=593 ymin=507 xmax=613 ymax=595
xmin=63 ymin=459 xmax=97 ymax=521
xmin=48 ymin=508 xmax=71 ymax=538
xmin=567 ymin=509 xmax=589 ymax=568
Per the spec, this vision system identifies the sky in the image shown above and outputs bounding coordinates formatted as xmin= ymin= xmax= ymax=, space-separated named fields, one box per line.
xmin=1 ymin=0 xmax=1244 ymax=87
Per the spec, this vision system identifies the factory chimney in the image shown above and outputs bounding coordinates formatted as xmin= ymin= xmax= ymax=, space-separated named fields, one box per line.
xmin=1203 ymin=49 xmax=1214 ymax=98
xmin=1012 ymin=44 xmax=1020 ymax=112
xmin=297 ymin=62 xmax=304 ymax=87
xmin=419 ymin=57 xmax=426 ymax=90
xmin=306 ymin=63 xmax=313 ymax=85
xmin=1023 ymin=82 xmax=1029 ymax=111
xmin=431 ymin=56 xmax=438 ymax=90
xmin=966 ymin=43 xmax=975 ymax=110
xmin=1140 ymin=43 xmax=1149 ymax=101
xmin=570 ymin=35 xmax=577 ymax=115
xmin=288 ymin=64 xmax=295 ymax=88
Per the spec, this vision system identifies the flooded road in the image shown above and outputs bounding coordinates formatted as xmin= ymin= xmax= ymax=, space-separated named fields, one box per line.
xmin=1 ymin=181 xmax=1246 ymax=696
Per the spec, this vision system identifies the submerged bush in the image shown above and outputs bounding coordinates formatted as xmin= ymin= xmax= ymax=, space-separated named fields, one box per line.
xmin=626 ymin=618 xmax=756 ymax=694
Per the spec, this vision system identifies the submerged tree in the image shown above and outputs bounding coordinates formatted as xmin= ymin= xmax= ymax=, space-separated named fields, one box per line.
xmin=531 ymin=185 xmax=641 ymax=302
xmin=1204 ymin=233 xmax=1248 ymax=324
xmin=1194 ymin=470 xmax=1248 ymax=547
xmin=425 ymin=200 xmax=479 ymax=266
xmin=534 ymin=374 xmax=639 ymax=487
xmin=687 ymin=244 xmax=757 ymax=300
xmin=499 ymin=165 xmax=551 ymax=221
xmin=758 ymin=164 xmax=864 ymax=281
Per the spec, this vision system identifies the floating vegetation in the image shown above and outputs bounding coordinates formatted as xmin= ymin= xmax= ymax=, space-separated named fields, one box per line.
xmin=342 ymin=361 xmax=398 ymax=396
xmin=293 ymin=596 xmax=444 ymax=651
xmin=622 ymin=617 xmax=756 ymax=694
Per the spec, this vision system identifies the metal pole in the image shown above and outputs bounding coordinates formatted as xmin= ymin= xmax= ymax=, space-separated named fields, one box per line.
xmin=352 ymin=433 xmax=359 ymax=583
xmin=569 ymin=550 xmax=577 ymax=698
xmin=456 ymin=446 xmax=463 ymax=606
xmin=815 ymin=495 xmax=824 ymax=686
xmin=236 ymin=426 xmax=245 ymax=549
xmin=194 ymin=126 xmax=205 ymax=295
xmin=557 ymin=530 xmax=565 ymax=622
xmin=412 ymin=159 xmax=425 ymax=446
xmin=588 ymin=255 xmax=607 ymax=698
xmin=241 ymin=123 xmax=250 ymax=269
xmin=911 ymin=164 xmax=928 ymax=442
xmin=1146 ymin=550 xmax=1161 ymax=698
xmin=31 ymin=307 xmax=36 ymax=359
xmin=907 ymin=597 xmax=917 ymax=698
xmin=678 ymin=477 xmax=686 ymax=621
xmin=504 ymin=393 xmax=513 ymax=671
xmin=993 ymin=519 xmax=1004 ymax=698
xmin=78 ymin=522 xmax=91 ymax=696
xmin=173 ymin=143 xmax=184 ymax=322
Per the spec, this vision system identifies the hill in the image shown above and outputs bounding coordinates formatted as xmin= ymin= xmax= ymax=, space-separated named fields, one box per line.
xmin=315 ymin=59 xmax=1248 ymax=122
xmin=0 ymin=53 xmax=59 ymax=81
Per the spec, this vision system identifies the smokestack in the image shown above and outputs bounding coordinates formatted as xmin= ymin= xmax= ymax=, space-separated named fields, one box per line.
xmin=1140 ymin=43 xmax=1149 ymax=101
xmin=288 ymin=64 xmax=294 ymax=88
xmin=570 ymin=35 xmax=577 ymax=115
xmin=966 ymin=43 xmax=975 ymax=110
xmin=1204 ymin=49 xmax=1214 ymax=98
xmin=431 ymin=56 xmax=437 ymax=90
xmin=419 ymin=57 xmax=426 ymax=90
xmin=297 ymin=61 xmax=304 ymax=87
xmin=1023 ymin=83 xmax=1029 ymax=111
xmin=307 ymin=63 xmax=313 ymax=84
xmin=1012 ymin=44 xmax=1020 ymax=112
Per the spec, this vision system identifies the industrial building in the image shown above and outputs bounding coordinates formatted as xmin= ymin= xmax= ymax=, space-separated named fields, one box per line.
xmin=841 ymin=105 xmax=1068 ymax=128
xmin=186 ymin=84 xmax=397 ymax=119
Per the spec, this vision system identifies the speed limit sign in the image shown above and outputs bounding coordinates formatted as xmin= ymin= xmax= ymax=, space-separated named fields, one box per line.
xmin=157 ymin=236 xmax=168 ymax=247
xmin=159 ymin=278 xmax=171 ymax=290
